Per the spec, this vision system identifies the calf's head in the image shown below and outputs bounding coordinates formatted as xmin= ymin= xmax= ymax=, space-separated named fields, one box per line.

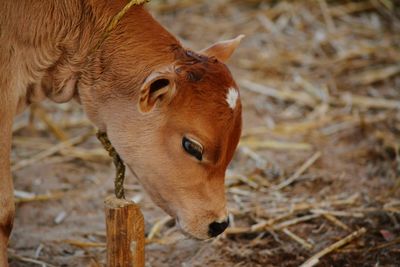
xmin=80 ymin=36 xmax=243 ymax=239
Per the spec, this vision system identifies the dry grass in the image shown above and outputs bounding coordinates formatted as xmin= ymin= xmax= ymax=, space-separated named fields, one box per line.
xmin=9 ymin=0 xmax=400 ymax=266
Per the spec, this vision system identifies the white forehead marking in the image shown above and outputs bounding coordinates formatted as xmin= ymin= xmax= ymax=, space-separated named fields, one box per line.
xmin=226 ymin=87 xmax=239 ymax=109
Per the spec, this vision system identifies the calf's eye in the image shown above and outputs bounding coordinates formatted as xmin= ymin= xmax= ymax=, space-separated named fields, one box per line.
xmin=182 ymin=137 xmax=203 ymax=161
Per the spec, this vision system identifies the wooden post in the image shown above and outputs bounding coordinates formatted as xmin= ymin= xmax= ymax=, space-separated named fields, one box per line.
xmin=105 ymin=196 xmax=145 ymax=267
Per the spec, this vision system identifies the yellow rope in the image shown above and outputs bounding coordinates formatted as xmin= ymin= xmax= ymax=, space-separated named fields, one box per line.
xmin=106 ymin=0 xmax=150 ymax=33
xmin=97 ymin=132 xmax=126 ymax=199
xmin=94 ymin=0 xmax=150 ymax=51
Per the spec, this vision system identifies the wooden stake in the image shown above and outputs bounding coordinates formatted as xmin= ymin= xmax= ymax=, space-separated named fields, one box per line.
xmin=105 ymin=196 xmax=145 ymax=267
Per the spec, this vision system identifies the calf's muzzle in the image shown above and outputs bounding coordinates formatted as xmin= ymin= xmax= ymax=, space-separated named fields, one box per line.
xmin=208 ymin=217 xmax=230 ymax=237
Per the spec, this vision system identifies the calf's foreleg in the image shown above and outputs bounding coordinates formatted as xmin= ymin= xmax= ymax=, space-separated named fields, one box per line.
xmin=0 ymin=86 xmax=18 ymax=267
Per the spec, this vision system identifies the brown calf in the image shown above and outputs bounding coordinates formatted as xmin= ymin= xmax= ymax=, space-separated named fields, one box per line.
xmin=0 ymin=1 xmax=243 ymax=265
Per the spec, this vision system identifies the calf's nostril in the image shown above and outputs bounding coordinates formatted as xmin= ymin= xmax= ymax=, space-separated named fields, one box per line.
xmin=208 ymin=218 xmax=229 ymax=237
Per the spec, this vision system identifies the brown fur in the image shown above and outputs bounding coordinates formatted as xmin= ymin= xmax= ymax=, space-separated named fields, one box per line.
xmin=0 ymin=1 xmax=242 ymax=265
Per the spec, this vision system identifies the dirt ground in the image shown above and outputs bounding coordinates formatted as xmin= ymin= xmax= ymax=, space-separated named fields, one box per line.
xmin=8 ymin=0 xmax=400 ymax=266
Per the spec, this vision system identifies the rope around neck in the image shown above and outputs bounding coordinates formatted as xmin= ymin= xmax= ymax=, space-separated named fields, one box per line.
xmin=95 ymin=0 xmax=149 ymax=199
xmin=93 ymin=0 xmax=150 ymax=52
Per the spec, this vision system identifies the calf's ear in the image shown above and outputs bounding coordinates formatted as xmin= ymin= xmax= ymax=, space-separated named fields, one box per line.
xmin=200 ymin=35 xmax=245 ymax=62
xmin=138 ymin=67 xmax=176 ymax=113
